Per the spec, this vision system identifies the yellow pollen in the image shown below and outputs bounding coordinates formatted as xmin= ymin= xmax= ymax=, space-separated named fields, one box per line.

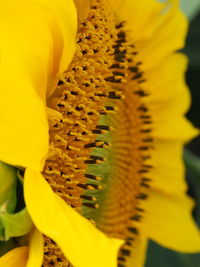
xmin=42 ymin=0 xmax=153 ymax=266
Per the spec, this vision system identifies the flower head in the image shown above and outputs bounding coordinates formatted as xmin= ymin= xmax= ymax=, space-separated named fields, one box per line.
xmin=0 ymin=0 xmax=200 ymax=267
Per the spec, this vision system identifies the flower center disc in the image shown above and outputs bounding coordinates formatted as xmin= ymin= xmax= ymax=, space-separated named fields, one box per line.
xmin=43 ymin=0 xmax=153 ymax=266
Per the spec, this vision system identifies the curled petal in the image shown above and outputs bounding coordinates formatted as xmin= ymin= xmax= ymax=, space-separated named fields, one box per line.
xmin=24 ymin=168 xmax=123 ymax=267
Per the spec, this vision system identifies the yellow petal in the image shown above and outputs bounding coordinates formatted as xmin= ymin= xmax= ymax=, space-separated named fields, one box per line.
xmin=126 ymin=231 xmax=148 ymax=267
xmin=145 ymin=53 xmax=190 ymax=114
xmin=147 ymin=139 xmax=187 ymax=195
xmin=140 ymin=138 xmax=200 ymax=252
xmin=0 ymin=0 xmax=77 ymax=170
xmin=135 ymin=6 xmax=188 ymax=70
xmin=27 ymin=228 xmax=44 ymax=267
xmin=110 ymin=0 xmax=187 ymax=70
xmin=141 ymin=53 xmax=199 ymax=141
xmin=0 ymin=247 xmax=28 ymax=267
xmin=152 ymin=116 xmax=198 ymax=141
xmin=110 ymin=0 xmax=164 ymax=42
xmin=141 ymin=189 xmax=200 ymax=253
xmin=24 ymin=168 xmax=123 ymax=267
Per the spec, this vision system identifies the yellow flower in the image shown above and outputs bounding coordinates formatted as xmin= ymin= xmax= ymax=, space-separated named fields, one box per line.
xmin=0 ymin=0 xmax=200 ymax=267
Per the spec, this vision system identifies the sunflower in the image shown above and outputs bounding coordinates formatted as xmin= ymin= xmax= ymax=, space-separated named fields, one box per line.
xmin=0 ymin=0 xmax=200 ymax=267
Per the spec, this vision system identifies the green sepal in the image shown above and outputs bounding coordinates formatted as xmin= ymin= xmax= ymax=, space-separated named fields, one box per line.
xmin=0 ymin=162 xmax=33 ymax=241
xmin=0 ymin=208 xmax=33 ymax=241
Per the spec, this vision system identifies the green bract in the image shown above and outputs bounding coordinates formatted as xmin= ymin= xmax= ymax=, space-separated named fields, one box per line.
xmin=0 ymin=162 xmax=17 ymax=214
xmin=0 ymin=208 xmax=33 ymax=241
xmin=0 ymin=162 xmax=33 ymax=241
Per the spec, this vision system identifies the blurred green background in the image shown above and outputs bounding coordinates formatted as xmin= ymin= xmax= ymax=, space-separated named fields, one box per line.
xmin=146 ymin=2 xmax=200 ymax=266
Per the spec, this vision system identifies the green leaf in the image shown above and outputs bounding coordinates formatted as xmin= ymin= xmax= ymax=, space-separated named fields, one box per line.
xmin=0 ymin=208 xmax=33 ymax=241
